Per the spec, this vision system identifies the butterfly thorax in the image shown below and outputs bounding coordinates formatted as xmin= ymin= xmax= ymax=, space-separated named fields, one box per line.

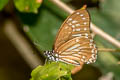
xmin=44 ymin=50 xmax=59 ymax=61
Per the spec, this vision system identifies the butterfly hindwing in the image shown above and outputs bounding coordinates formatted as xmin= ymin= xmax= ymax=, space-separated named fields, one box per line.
xmin=56 ymin=37 xmax=97 ymax=65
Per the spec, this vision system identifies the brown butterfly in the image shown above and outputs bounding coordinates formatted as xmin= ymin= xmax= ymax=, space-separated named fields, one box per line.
xmin=44 ymin=5 xmax=97 ymax=66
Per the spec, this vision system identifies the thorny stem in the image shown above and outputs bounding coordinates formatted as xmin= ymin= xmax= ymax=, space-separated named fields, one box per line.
xmin=50 ymin=0 xmax=120 ymax=48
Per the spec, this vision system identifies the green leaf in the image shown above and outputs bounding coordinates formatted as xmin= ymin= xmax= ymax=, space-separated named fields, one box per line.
xmin=14 ymin=0 xmax=42 ymax=13
xmin=0 ymin=0 xmax=8 ymax=11
xmin=30 ymin=62 xmax=73 ymax=80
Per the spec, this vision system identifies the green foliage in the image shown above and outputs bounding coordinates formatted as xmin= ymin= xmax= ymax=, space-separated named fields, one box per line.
xmin=16 ymin=0 xmax=120 ymax=80
xmin=0 ymin=0 xmax=8 ymax=11
xmin=30 ymin=62 xmax=73 ymax=80
xmin=100 ymin=0 xmax=120 ymax=25
xmin=94 ymin=42 xmax=120 ymax=79
xmin=14 ymin=0 xmax=41 ymax=13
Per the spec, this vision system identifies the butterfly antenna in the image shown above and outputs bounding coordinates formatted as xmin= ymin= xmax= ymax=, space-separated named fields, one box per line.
xmin=45 ymin=58 xmax=52 ymax=65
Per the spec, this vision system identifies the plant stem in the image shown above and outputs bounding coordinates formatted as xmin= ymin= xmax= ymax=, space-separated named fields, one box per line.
xmin=98 ymin=48 xmax=120 ymax=52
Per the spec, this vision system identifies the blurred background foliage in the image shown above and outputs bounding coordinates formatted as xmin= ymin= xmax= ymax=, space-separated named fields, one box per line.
xmin=0 ymin=0 xmax=120 ymax=80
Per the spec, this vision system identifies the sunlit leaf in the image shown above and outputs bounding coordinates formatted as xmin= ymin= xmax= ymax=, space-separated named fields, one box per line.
xmin=14 ymin=0 xmax=42 ymax=13
xmin=30 ymin=62 xmax=73 ymax=80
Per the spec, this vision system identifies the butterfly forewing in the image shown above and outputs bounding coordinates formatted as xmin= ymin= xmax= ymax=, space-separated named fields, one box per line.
xmin=54 ymin=8 xmax=91 ymax=51
xmin=53 ymin=6 xmax=97 ymax=65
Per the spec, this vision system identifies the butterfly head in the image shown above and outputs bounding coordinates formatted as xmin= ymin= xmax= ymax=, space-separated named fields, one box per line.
xmin=44 ymin=50 xmax=59 ymax=61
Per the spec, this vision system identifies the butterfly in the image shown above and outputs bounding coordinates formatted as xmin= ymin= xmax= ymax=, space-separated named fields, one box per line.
xmin=44 ymin=5 xmax=97 ymax=66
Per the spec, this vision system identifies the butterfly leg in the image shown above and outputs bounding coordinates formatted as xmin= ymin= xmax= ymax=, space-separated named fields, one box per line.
xmin=44 ymin=58 xmax=53 ymax=65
